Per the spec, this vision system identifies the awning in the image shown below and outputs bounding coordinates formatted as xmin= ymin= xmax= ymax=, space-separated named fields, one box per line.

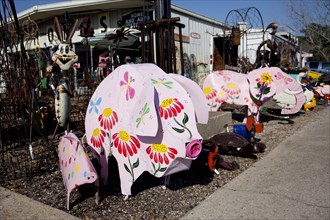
xmin=88 ymin=28 xmax=141 ymax=48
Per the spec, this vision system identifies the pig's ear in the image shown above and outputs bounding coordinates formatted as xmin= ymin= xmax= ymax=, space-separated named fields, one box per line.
xmin=168 ymin=73 xmax=209 ymax=124
xmin=129 ymin=86 xmax=159 ymax=137
xmin=116 ymin=64 xmax=160 ymax=137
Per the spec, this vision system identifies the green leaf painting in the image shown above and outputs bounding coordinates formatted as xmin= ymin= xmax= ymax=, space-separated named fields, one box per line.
xmin=136 ymin=103 xmax=150 ymax=128
xmin=182 ymin=112 xmax=189 ymax=125
xmin=133 ymin=158 xmax=140 ymax=168
xmin=263 ymin=87 xmax=270 ymax=94
xmin=172 ymin=127 xmax=185 ymax=133
xmin=124 ymin=163 xmax=132 ymax=175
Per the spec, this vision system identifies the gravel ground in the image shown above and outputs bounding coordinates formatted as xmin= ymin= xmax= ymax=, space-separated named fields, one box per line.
xmin=1 ymin=104 xmax=327 ymax=220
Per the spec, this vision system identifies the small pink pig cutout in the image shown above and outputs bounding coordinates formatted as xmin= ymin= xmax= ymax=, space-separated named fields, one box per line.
xmin=58 ymin=131 xmax=100 ymax=210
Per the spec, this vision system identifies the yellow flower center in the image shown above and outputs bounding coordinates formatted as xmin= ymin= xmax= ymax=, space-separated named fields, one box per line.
xmin=261 ymin=72 xmax=272 ymax=85
xmin=119 ymin=130 xmax=130 ymax=142
xmin=161 ymin=98 xmax=173 ymax=108
xmin=203 ymin=87 xmax=212 ymax=95
xmin=218 ymin=91 xmax=226 ymax=98
xmin=103 ymin=107 xmax=113 ymax=117
xmin=151 ymin=143 xmax=168 ymax=153
xmin=226 ymin=83 xmax=238 ymax=89
xmin=93 ymin=128 xmax=100 ymax=137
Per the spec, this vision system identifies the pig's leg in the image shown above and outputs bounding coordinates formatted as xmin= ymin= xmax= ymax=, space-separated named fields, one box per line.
xmin=162 ymin=175 xmax=171 ymax=189
xmin=99 ymin=149 xmax=109 ymax=185
xmin=67 ymin=193 xmax=70 ymax=210
xmin=94 ymin=178 xmax=100 ymax=205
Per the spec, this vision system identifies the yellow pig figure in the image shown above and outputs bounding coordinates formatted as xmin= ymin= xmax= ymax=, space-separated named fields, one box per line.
xmin=304 ymin=97 xmax=316 ymax=111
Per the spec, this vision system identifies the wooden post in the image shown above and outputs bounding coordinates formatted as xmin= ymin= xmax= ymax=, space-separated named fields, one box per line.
xmin=170 ymin=25 xmax=176 ymax=73
xmin=179 ymin=26 xmax=184 ymax=75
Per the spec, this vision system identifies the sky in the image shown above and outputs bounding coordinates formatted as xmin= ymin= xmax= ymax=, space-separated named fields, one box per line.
xmin=13 ymin=0 xmax=292 ymax=32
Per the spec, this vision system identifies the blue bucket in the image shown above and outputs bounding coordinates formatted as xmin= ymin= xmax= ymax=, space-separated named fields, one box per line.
xmin=233 ymin=124 xmax=253 ymax=139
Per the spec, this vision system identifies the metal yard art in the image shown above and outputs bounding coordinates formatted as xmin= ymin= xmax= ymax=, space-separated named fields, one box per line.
xmin=0 ymin=0 xmax=53 ymax=182
xmin=83 ymin=63 xmax=208 ymax=200
xmin=51 ymin=15 xmax=78 ymax=137
xmin=1 ymin=0 xmax=329 ymax=213
xmin=0 ymin=2 xmax=89 ymax=185
xmin=203 ymin=67 xmax=305 ymax=123
xmin=315 ymin=84 xmax=330 ymax=104
xmin=52 ymin=16 xmax=79 ymax=71
xmin=51 ymin=63 xmax=210 ymax=210
xmin=57 ymin=131 xmax=100 ymax=210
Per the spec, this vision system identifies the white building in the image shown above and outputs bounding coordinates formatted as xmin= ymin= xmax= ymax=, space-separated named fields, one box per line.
xmin=16 ymin=0 xmax=302 ymax=86
xmin=16 ymin=0 xmax=229 ymax=83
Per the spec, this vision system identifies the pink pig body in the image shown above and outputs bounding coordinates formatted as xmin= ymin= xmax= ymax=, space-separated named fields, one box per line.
xmin=315 ymin=84 xmax=330 ymax=97
xmin=203 ymin=67 xmax=305 ymax=122
xmin=84 ymin=64 xmax=208 ymax=196
xmin=58 ymin=132 xmax=99 ymax=210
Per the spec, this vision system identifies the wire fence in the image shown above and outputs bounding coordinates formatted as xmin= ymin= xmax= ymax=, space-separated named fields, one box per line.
xmin=0 ymin=0 xmax=93 ymax=184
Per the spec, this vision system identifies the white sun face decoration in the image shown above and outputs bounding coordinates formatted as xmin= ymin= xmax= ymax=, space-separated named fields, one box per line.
xmin=52 ymin=16 xmax=79 ymax=70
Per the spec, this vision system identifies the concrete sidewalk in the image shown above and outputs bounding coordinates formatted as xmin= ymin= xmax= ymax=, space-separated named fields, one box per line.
xmin=182 ymin=107 xmax=330 ymax=220
xmin=0 ymin=186 xmax=79 ymax=220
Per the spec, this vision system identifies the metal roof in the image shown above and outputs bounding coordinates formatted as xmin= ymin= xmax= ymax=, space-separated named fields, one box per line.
xmin=16 ymin=0 xmax=229 ymax=28
xmin=17 ymin=0 xmax=149 ymax=23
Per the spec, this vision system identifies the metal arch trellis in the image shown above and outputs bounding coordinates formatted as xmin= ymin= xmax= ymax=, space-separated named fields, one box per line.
xmin=224 ymin=7 xmax=265 ymax=65
xmin=0 ymin=0 xmax=54 ymax=185
xmin=225 ymin=7 xmax=264 ymax=31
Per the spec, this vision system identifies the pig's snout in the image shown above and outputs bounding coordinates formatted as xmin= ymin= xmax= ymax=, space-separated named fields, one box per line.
xmin=185 ymin=140 xmax=202 ymax=158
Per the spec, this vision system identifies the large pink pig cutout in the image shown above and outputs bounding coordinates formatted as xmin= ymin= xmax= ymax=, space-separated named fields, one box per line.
xmin=85 ymin=64 xmax=208 ymax=197
xmin=203 ymin=67 xmax=305 ymax=122
xmin=58 ymin=131 xmax=99 ymax=210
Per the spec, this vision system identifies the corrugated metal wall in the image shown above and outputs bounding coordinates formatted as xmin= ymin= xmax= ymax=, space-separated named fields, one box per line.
xmin=172 ymin=11 xmax=225 ymax=84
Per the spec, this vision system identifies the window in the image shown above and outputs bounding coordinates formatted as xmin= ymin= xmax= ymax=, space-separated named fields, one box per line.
xmin=321 ymin=62 xmax=330 ymax=70
xmin=308 ymin=62 xmax=318 ymax=69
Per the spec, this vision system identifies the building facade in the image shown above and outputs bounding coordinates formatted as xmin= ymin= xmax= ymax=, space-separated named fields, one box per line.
xmin=16 ymin=0 xmax=303 ymax=87
xmin=16 ymin=0 xmax=228 ymax=85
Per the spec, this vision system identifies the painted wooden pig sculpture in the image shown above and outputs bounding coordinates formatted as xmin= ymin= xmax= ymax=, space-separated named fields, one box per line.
xmin=275 ymin=71 xmax=314 ymax=111
xmin=58 ymin=131 xmax=99 ymax=210
xmin=84 ymin=63 xmax=209 ymax=197
xmin=315 ymin=84 xmax=330 ymax=103
xmin=203 ymin=67 xmax=305 ymax=122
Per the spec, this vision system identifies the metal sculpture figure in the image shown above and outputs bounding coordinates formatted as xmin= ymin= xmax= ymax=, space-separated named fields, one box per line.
xmin=203 ymin=67 xmax=305 ymax=123
xmin=51 ymin=14 xmax=78 ymax=137
xmin=51 ymin=15 xmax=79 ymax=71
